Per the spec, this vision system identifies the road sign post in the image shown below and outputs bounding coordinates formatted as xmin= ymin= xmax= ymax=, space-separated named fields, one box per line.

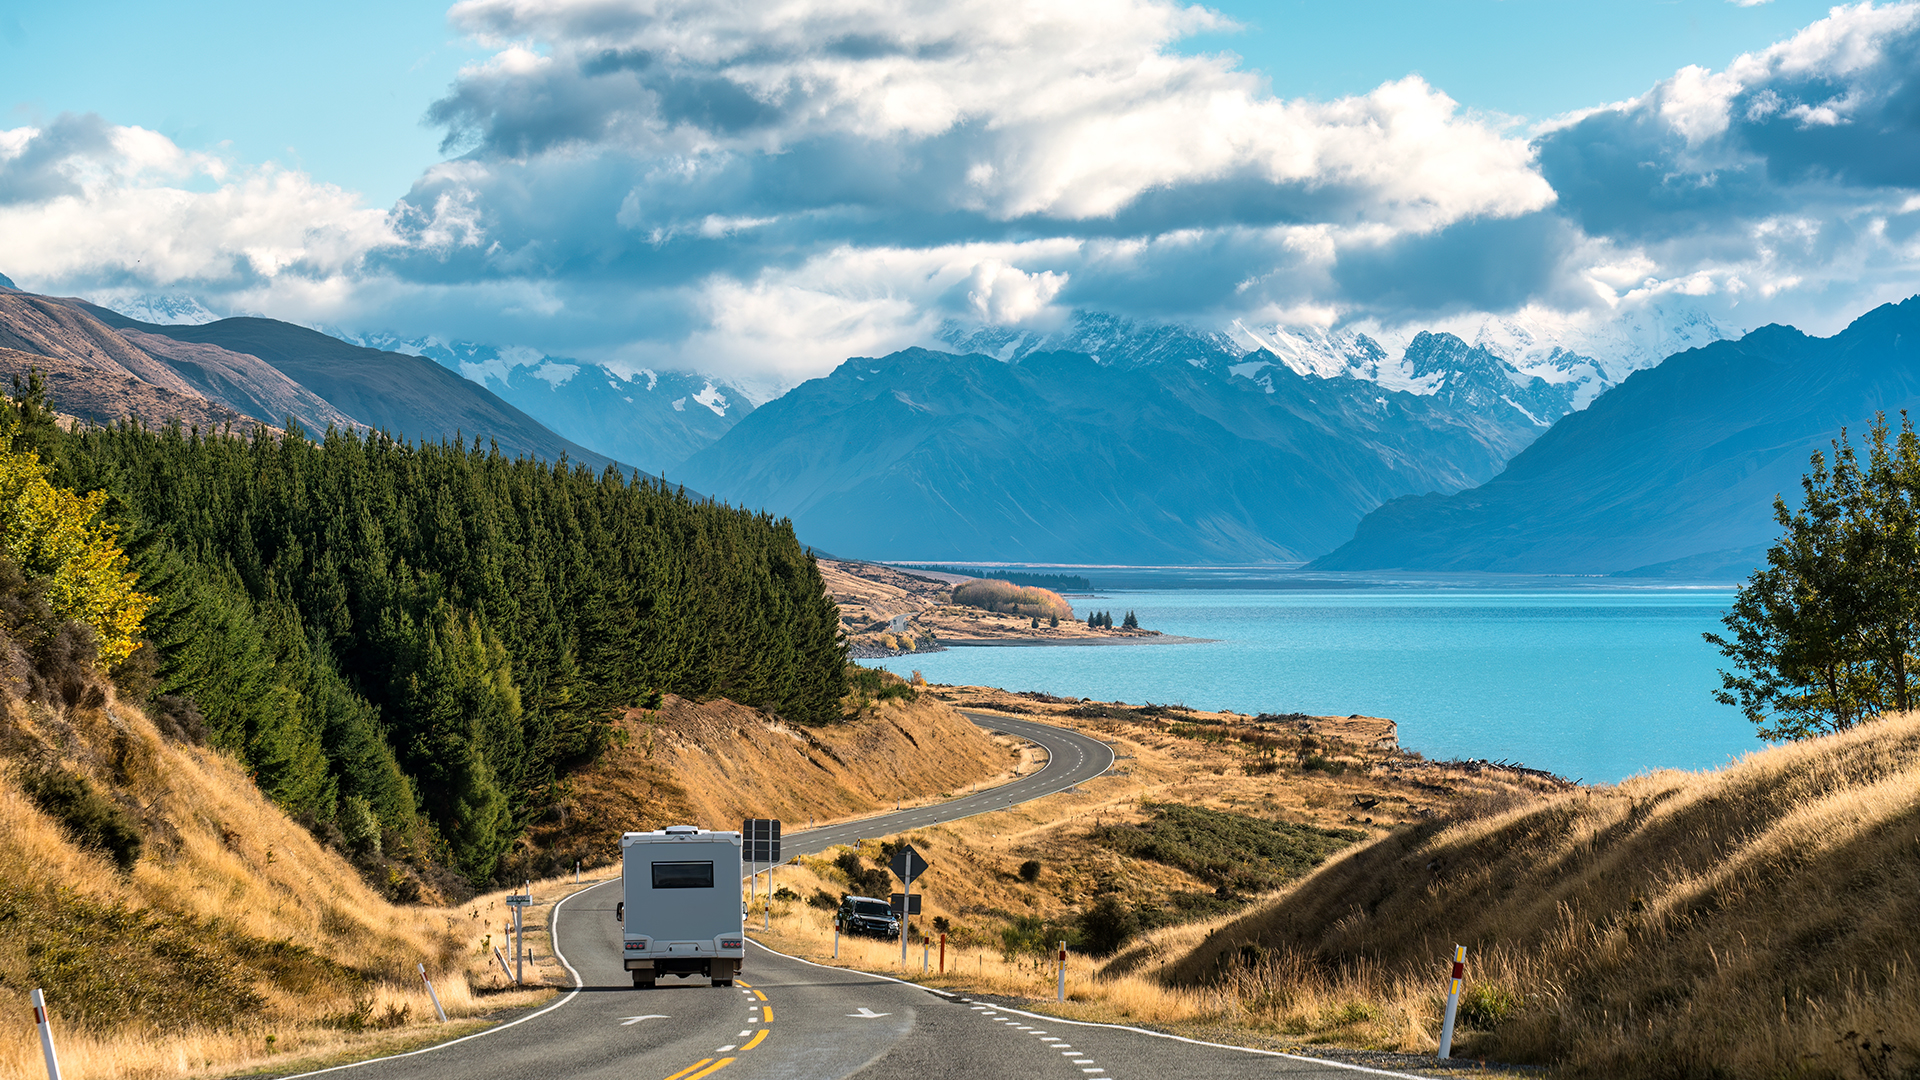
xmin=888 ymin=845 xmax=931 ymax=963
xmin=743 ymin=818 xmax=782 ymax=931
xmin=505 ymin=890 xmax=532 ymax=985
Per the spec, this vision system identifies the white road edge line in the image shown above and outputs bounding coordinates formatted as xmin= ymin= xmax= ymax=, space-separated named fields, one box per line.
xmin=746 ymin=938 xmax=1430 ymax=1080
xmin=273 ymin=878 xmax=608 ymax=1079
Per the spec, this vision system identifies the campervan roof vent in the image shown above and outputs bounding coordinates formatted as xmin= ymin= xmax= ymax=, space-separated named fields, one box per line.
xmin=663 ymin=825 xmax=700 ymax=834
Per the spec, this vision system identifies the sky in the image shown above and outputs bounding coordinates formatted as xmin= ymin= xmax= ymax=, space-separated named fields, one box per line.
xmin=3 ymin=0 xmax=1917 ymax=391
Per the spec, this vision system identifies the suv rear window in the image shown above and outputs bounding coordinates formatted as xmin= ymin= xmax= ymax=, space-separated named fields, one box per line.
xmin=651 ymin=861 xmax=715 ymax=889
xmin=853 ymin=899 xmax=892 ymax=916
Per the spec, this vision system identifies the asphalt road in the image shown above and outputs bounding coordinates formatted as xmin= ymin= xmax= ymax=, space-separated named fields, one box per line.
xmin=280 ymin=712 xmax=1415 ymax=1080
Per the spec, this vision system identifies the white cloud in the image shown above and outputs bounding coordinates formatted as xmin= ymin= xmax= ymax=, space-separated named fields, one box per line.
xmin=0 ymin=116 xmax=392 ymax=296
xmin=6 ymin=2 xmax=1920 ymax=391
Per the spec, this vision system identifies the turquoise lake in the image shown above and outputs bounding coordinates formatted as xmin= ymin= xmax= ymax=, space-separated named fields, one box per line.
xmin=863 ymin=581 xmax=1758 ymax=785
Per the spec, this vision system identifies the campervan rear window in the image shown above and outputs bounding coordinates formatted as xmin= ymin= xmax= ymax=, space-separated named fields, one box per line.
xmin=651 ymin=861 xmax=715 ymax=889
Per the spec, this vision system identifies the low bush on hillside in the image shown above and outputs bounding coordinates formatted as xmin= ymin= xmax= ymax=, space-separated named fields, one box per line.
xmin=951 ymin=580 xmax=1074 ymax=622
xmin=1089 ymin=803 xmax=1363 ymax=894
xmin=846 ymin=665 xmax=918 ymax=709
xmin=18 ymin=765 xmax=143 ymax=871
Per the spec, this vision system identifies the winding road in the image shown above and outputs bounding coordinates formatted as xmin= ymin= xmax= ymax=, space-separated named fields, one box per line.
xmin=279 ymin=713 xmax=1416 ymax=1080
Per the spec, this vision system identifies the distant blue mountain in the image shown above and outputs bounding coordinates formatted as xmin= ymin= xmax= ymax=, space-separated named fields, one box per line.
xmin=676 ymin=347 xmax=1531 ymax=564
xmin=1311 ymin=298 xmax=1920 ymax=574
xmin=0 ymin=272 xmax=17 ymax=290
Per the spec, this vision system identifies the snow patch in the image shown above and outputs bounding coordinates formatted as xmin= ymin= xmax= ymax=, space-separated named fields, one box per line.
xmin=692 ymin=383 xmax=729 ymax=416
xmin=531 ymin=361 xmax=579 ymax=388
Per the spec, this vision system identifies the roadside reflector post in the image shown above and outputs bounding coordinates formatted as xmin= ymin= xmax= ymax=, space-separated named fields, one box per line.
xmin=418 ymin=963 xmax=449 ymax=1023
xmin=1437 ymin=945 xmax=1466 ymax=1059
xmin=764 ymin=866 xmax=771 ymax=931
xmin=939 ymin=933 xmax=946 ymax=973
xmin=31 ymin=988 xmax=63 ymax=1080
xmin=494 ymin=946 xmax=513 ymax=980
xmin=833 ymin=923 xmax=840 ymax=959
xmin=1056 ymin=941 xmax=1067 ymax=1002
xmin=922 ymin=939 xmax=929 ymax=973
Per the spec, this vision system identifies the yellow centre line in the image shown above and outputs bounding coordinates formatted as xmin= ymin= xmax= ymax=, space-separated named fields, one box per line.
xmin=686 ymin=1059 xmax=736 ymax=1080
xmin=742 ymin=1029 xmax=769 ymax=1051
xmin=737 ymin=980 xmax=753 ymax=988
xmin=662 ymin=1061 xmax=714 ymax=1080
xmin=760 ymin=1006 xmax=773 ymax=1021
xmin=752 ymin=989 xmax=767 ymax=1001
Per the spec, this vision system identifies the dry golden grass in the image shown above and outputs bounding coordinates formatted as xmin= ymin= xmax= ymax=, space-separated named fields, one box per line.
xmin=518 ymin=690 xmax=1011 ymax=874
xmin=0 ymin=685 xmax=588 ymax=1080
xmin=1156 ymin=711 xmax=1920 ymax=1078
xmin=0 ymin=671 xmax=1015 ymax=1079
xmin=727 ymin=697 xmax=1558 ymax=1060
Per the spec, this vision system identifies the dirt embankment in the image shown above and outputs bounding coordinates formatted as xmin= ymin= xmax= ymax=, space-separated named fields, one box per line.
xmin=519 ymin=691 xmax=1012 ymax=870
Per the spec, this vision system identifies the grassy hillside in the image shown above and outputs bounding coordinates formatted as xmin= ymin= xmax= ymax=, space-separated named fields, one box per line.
xmin=1162 ymin=714 xmax=1920 ymax=1078
xmin=0 ymin=661 xmax=550 ymax=1079
xmin=516 ymin=683 xmax=1008 ymax=876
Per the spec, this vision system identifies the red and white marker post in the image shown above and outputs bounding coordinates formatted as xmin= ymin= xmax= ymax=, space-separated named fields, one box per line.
xmin=1056 ymin=941 xmax=1068 ymax=1002
xmin=418 ymin=963 xmax=449 ymax=1023
xmin=32 ymin=988 xmax=64 ymax=1080
xmin=1437 ymin=945 xmax=1466 ymax=1059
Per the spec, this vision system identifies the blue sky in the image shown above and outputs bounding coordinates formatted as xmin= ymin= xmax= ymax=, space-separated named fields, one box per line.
xmin=2 ymin=0 xmax=1843 ymax=204
xmin=2 ymin=0 xmax=1916 ymax=389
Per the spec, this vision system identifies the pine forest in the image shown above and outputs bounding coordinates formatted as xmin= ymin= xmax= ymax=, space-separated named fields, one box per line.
xmin=7 ymin=384 xmax=846 ymax=888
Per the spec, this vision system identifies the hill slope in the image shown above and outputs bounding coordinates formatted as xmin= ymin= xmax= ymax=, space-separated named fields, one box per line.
xmin=1311 ymin=297 xmax=1920 ymax=573
xmin=678 ymin=347 xmax=1523 ymax=563
xmin=78 ymin=306 xmax=629 ymax=472
xmin=1164 ymin=713 xmax=1920 ymax=1077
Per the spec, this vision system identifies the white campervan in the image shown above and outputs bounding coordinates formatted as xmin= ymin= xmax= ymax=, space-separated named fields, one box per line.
xmin=615 ymin=825 xmax=745 ymax=988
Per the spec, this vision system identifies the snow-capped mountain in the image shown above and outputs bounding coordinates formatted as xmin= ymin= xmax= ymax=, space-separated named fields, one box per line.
xmin=88 ymin=293 xmax=222 ymax=326
xmin=339 ymin=333 xmax=754 ymax=476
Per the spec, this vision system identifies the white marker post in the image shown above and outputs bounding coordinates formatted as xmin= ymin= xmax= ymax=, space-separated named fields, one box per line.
xmin=1437 ymin=945 xmax=1466 ymax=1060
xmin=494 ymin=946 xmax=513 ymax=980
xmin=833 ymin=923 xmax=840 ymax=960
xmin=31 ymin=988 xmax=63 ymax=1080
xmin=418 ymin=964 xmax=449 ymax=1023
xmin=1056 ymin=942 xmax=1067 ymax=1002
xmin=922 ymin=940 xmax=929 ymax=973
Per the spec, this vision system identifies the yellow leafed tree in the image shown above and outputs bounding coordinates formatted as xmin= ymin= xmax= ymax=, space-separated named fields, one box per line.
xmin=0 ymin=424 xmax=152 ymax=666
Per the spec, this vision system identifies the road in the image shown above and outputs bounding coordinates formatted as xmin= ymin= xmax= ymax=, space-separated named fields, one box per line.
xmin=281 ymin=713 xmax=1415 ymax=1080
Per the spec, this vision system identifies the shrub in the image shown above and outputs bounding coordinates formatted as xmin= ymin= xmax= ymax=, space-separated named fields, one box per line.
xmin=1089 ymin=803 xmax=1363 ymax=893
xmin=1301 ymin=754 xmax=1348 ymax=776
xmin=20 ymin=765 xmax=144 ymax=870
xmin=833 ymin=850 xmax=892 ymax=897
xmin=1018 ymin=859 xmax=1042 ymax=882
xmin=1077 ymin=895 xmax=1140 ymax=956
xmin=1460 ymin=982 xmax=1522 ymax=1029
xmin=808 ymin=889 xmax=839 ymax=910
xmin=951 ymin=580 xmax=1075 ymax=622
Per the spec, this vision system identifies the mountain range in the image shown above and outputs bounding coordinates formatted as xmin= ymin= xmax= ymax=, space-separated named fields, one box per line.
xmin=0 ymin=282 xmax=630 ymax=475
xmin=338 ymin=333 xmax=754 ymax=477
xmin=675 ymin=346 xmax=1539 ymax=563
xmin=1311 ymin=298 xmax=1920 ymax=575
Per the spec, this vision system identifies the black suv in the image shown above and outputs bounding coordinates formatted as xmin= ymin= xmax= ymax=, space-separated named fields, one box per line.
xmin=834 ymin=895 xmax=901 ymax=938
